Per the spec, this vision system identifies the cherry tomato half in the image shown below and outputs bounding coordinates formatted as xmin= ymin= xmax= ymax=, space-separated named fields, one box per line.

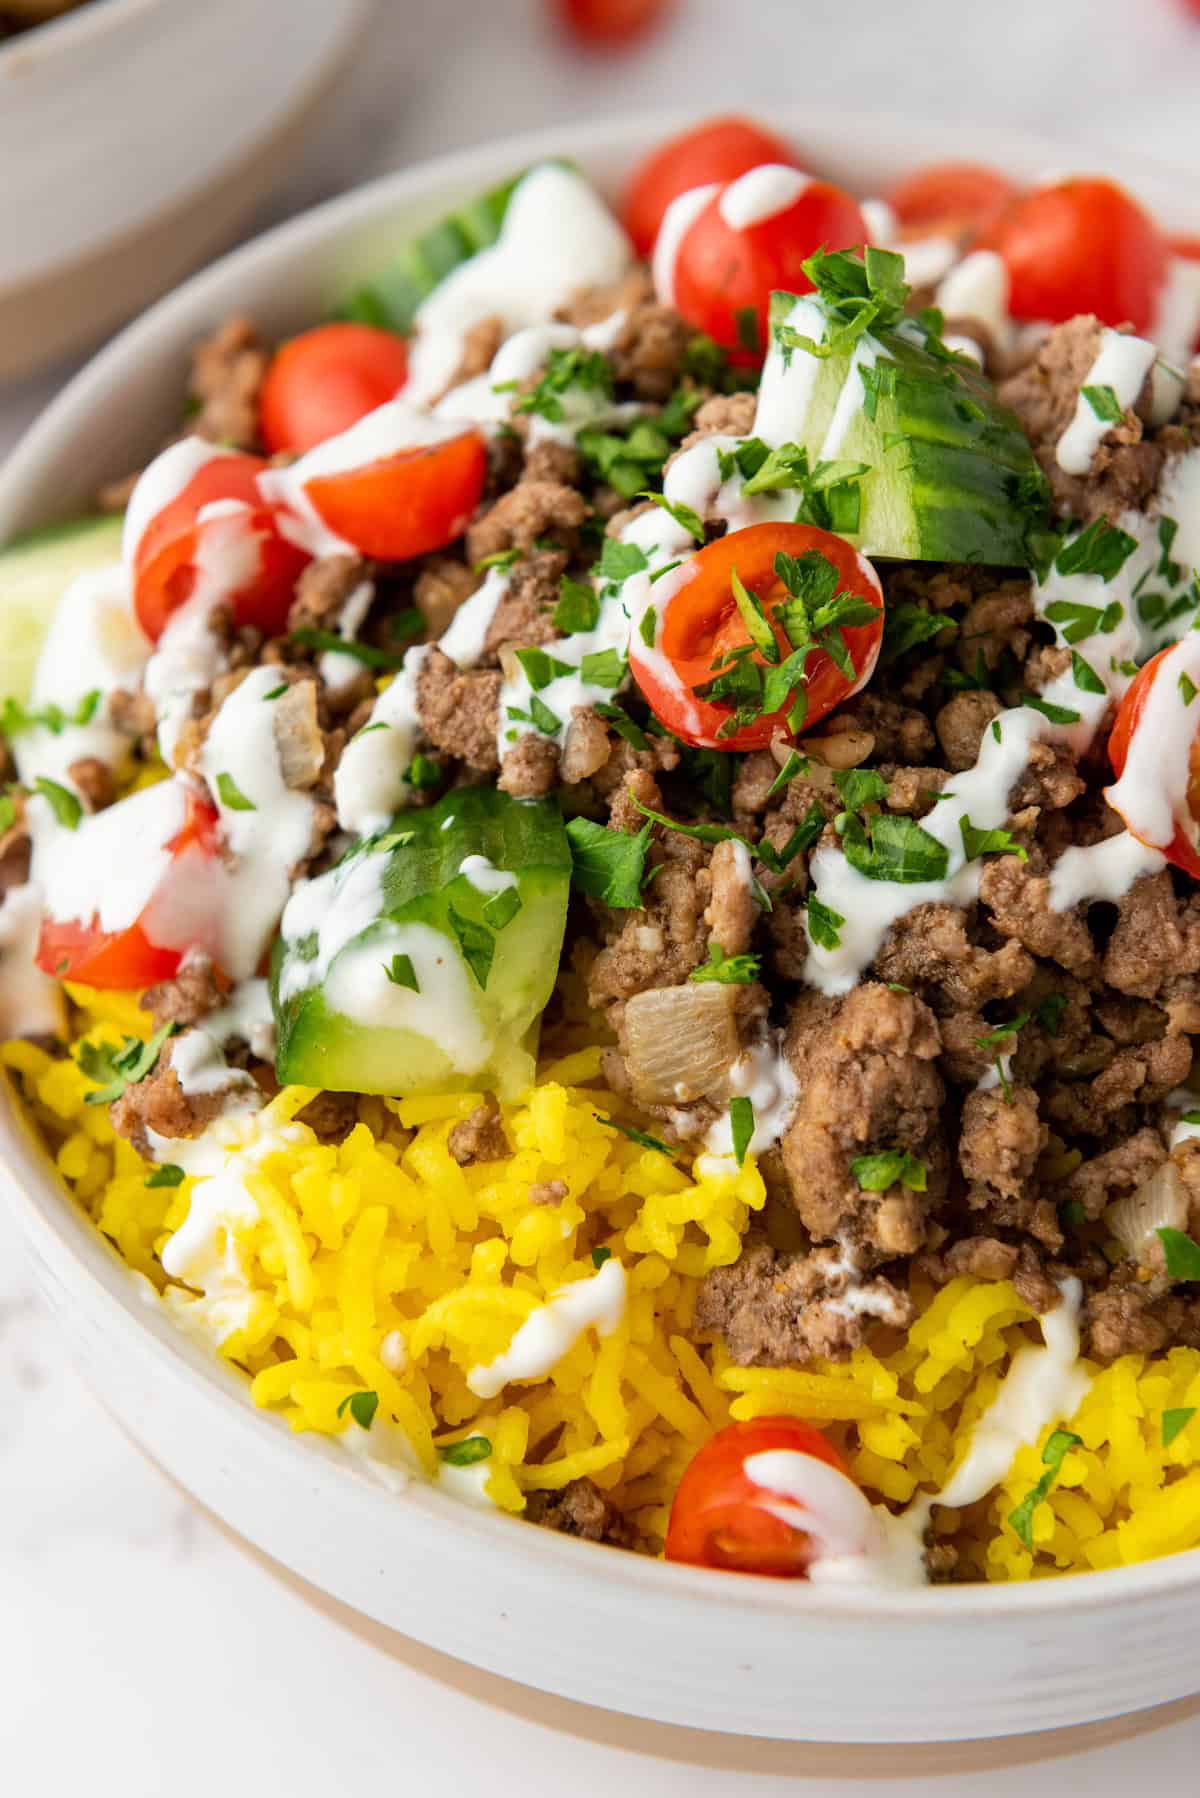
xmin=133 ymin=452 xmax=310 ymax=643
xmin=622 ymin=115 xmax=801 ymax=258
xmin=978 ymin=177 xmax=1169 ymax=333
xmin=630 ymin=522 xmax=884 ymax=751
xmin=665 ymin=1417 xmax=853 ymax=1577
xmin=551 ymin=0 xmax=674 ymax=48
xmin=300 ymin=426 xmax=488 ymax=562
xmin=259 ymin=323 xmax=410 ymax=457
xmin=1108 ymin=646 xmax=1200 ymax=879
xmin=35 ymin=787 xmax=226 ymax=988
xmin=669 ymin=173 xmax=868 ymax=365
xmin=887 ymin=162 xmax=1017 ymax=244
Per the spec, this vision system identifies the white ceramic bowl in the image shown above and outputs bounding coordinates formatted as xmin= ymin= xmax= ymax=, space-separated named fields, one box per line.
xmin=0 ymin=0 xmax=369 ymax=381
xmin=3 ymin=108 xmax=1200 ymax=1748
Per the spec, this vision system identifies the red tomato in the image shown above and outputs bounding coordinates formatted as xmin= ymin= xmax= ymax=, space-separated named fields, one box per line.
xmin=258 ymin=324 xmax=410 ymax=456
xmin=665 ymin=1418 xmax=852 ymax=1576
xmin=1169 ymin=235 xmax=1200 ymax=260
xmin=669 ymin=172 xmax=868 ymax=364
xmin=630 ymin=523 xmax=884 ymax=751
xmin=133 ymin=453 xmax=310 ymax=643
xmin=551 ymin=0 xmax=673 ymax=48
xmin=35 ymin=789 xmax=226 ymax=989
xmin=887 ymin=162 xmax=1017 ymax=243
xmin=622 ymin=116 xmax=800 ymax=257
xmin=1107 ymin=648 xmax=1200 ymax=879
xmin=300 ymin=427 xmax=487 ymax=562
xmin=978 ymin=177 xmax=1169 ymax=333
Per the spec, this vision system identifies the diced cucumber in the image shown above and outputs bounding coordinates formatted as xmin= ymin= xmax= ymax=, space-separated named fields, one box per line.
xmin=768 ymin=292 xmax=1047 ymax=566
xmin=272 ymin=787 xmax=571 ymax=1099
xmin=0 ymin=515 xmax=124 ymax=704
xmin=336 ymin=169 xmax=527 ymax=336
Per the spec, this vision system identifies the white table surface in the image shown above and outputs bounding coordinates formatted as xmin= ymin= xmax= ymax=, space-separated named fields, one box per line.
xmin=6 ymin=1 xmax=1200 ymax=1791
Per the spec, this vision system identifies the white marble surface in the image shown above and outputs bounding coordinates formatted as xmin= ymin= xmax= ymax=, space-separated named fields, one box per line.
xmin=5 ymin=1 xmax=1200 ymax=1791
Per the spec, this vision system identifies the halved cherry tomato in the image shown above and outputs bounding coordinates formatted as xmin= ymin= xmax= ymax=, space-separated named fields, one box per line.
xmin=35 ymin=788 xmax=226 ymax=988
xmin=551 ymin=0 xmax=673 ymax=47
xmin=887 ymin=162 xmax=1017 ymax=244
xmin=1169 ymin=235 xmax=1200 ymax=261
xmin=133 ymin=453 xmax=310 ymax=643
xmin=622 ymin=116 xmax=800 ymax=257
xmin=630 ymin=522 xmax=884 ymax=751
xmin=1108 ymin=647 xmax=1200 ymax=879
xmin=670 ymin=174 xmax=868 ymax=364
xmin=300 ymin=426 xmax=487 ymax=562
xmin=665 ymin=1418 xmax=853 ymax=1577
xmin=977 ymin=177 xmax=1169 ymax=333
xmin=258 ymin=323 xmax=410 ymax=456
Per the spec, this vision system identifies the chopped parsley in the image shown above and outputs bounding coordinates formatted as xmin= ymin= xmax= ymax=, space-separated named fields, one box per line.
xmin=1053 ymin=518 xmax=1138 ymax=582
xmin=404 ymin=753 xmax=442 ymax=791
xmin=289 ymin=628 xmax=407 ymax=669
xmin=448 ymin=907 xmax=494 ymax=989
xmin=806 ymin=894 xmax=845 ymax=951
xmin=77 ymin=1022 xmax=178 ymax=1107
xmin=261 ymin=684 xmax=289 ymax=701
xmin=214 ymin=771 xmax=255 ymax=812
xmin=1071 ymin=652 xmax=1106 ymax=696
xmin=836 ymin=811 xmax=949 ymax=885
xmin=1022 ymin=693 xmax=1081 ymax=726
xmin=833 ymin=767 xmax=888 ymax=813
xmin=1157 ymin=1227 xmax=1200 ymax=1282
xmin=33 ymin=776 xmax=82 ymax=830
xmin=591 ymin=1245 xmax=612 ymax=1269
xmin=1163 ymin=1408 xmax=1196 ymax=1448
xmin=849 ymin=1149 xmax=927 ymax=1193
xmin=439 ymin=1434 xmax=492 ymax=1466
xmin=514 ymin=346 xmax=613 ymax=422
xmin=1081 ymin=383 xmax=1123 ymax=423
xmin=553 ymin=576 xmax=600 ymax=635
xmin=474 ymin=547 xmax=522 ymax=574
xmin=1181 ymin=672 xmax=1199 ymax=706
xmin=565 ymin=817 xmax=651 ymax=909
xmin=729 ymin=1096 xmax=755 ymax=1166
xmin=765 ymin=749 xmax=809 ymax=800
xmin=337 ymin=1390 xmax=379 ymax=1430
xmin=579 ymin=418 xmax=675 ymax=499
xmin=974 ymin=1012 xmax=1030 ymax=1050
xmin=483 ymin=887 xmax=522 ymax=930
xmin=1043 ymin=597 xmax=1124 ymax=645
xmin=1035 ymin=993 xmax=1068 ymax=1037
xmin=144 ymin=1164 xmax=185 ymax=1189
xmin=597 ymin=1115 xmax=678 ymax=1161
xmin=580 ymin=647 xmax=625 ymax=690
xmin=880 ymin=603 xmax=956 ymax=666
xmin=730 ymin=566 xmax=780 ymax=663
xmin=689 ymin=943 xmax=761 ymax=985
xmin=594 ymin=701 xmax=648 ymax=750
xmin=639 ymin=491 xmax=704 ymax=542
xmin=0 ymin=689 xmax=102 ymax=738
xmin=506 ymin=695 xmax=560 ymax=736
xmin=515 ymin=647 xmax=572 ymax=691
xmin=595 ymin=538 xmax=649 ymax=590
xmin=1007 ymin=1429 xmax=1082 ymax=1550
xmin=383 ymin=953 xmax=420 ymax=991
xmin=772 ymin=246 xmax=910 ymax=365
xmin=960 ymin=817 xmax=1028 ymax=862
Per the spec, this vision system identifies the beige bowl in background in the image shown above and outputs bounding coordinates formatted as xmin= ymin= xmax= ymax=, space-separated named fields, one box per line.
xmin=0 ymin=0 xmax=369 ymax=381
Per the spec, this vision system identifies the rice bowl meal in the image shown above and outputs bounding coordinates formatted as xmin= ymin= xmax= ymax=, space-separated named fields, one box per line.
xmin=7 ymin=113 xmax=1200 ymax=1597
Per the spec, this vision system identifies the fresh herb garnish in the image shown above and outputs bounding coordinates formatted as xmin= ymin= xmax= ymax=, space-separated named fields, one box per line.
xmin=0 ymin=689 xmax=103 ymax=739
xmin=565 ymin=817 xmax=651 ymax=909
xmin=806 ymin=894 xmax=845 ymax=951
xmin=1043 ymin=597 xmax=1123 ymax=645
xmin=689 ymin=944 xmax=761 ymax=985
xmin=33 ymin=776 xmax=82 ymax=830
xmin=514 ymin=347 xmax=613 ymax=423
xmin=833 ymin=767 xmax=888 ymax=813
xmin=262 ymin=684 xmax=289 ymax=701
xmin=974 ymin=1013 xmax=1030 ymax=1050
xmin=404 ymin=753 xmax=442 ymax=791
xmin=1181 ymin=672 xmax=1199 ymax=706
xmin=1007 ymin=1429 xmax=1082 ymax=1550
xmin=482 ymin=886 xmax=522 ymax=930
xmin=639 ymin=491 xmax=704 ymax=542
xmin=849 ymin=1149 xmax=927 ymax=1192
xmin=960 ymin=817 xmax=1028 ymax=862
xmin=1081 ymin=384 xmax=1123 ymax=423
xmin=765 ymin=749 xmax=809 ymax=800
xmin=289 ymin=628 xmax=406 ymax=669
xmin=384 ymin=953 xmax=420 ymax=991
xmin=580 ymin=647 xmax=625 ymax=690
xmin=475 ymin=547 xmax=522 ymax=574
xmin=729 ymin=1096 xmax=755 ymax=1166
xmin=837 ymin=811 xmax=949 ymax=885
xmin=1071 ymin=652 xmax=1106 ymax=695
xmin=596 ymin=539 xmax=649 ymax=590
xmin=448 ymin=907 xmax=494 ymax=989
xmin=1157 ymin=1227 xmax=1200 ymax=1281
xmin=439 ymin=1434 xmax=492 ymax=1466
xmin=1022 ymin=693 xmax=1081 ymax=726
xmin=515 ymin=647 xmax=573 ymax=691
xmin=1036 ymin=994 xmax=1068 ymax=1037
xmin=145 ymin=1164 xmax=185 ymax=1189
xmin=594 ymin=701 xmax=648 ymax=751
xmin=591 ymin=1245 xmax=612 ymax=1269
xmin=77 ymin=1022 xmax=178 ymax=1107
xmin=880 ymin=603 xmax=956 ymax=666
xmin=553 ymin=576 xmax=600 ymax=635
xmin=337 ymin=1391 xmax=379 ymax=1430
xmin=730 ymin=566 xmax=780 ymax=663
xmin=1163 ymin=1408 xmax=1196 ymax=1448
xmin=597 ymin=1115 xmax=678 ymax=1161
xmin=506 ymin=696 xmax=560 ymax=737
xmin=772 ymin=247 xmax=910 ymax=365
xmin=1054 ymin=519 xmax=1138 ymax=582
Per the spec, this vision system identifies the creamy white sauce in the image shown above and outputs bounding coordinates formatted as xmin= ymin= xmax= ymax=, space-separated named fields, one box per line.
xmin=895 ymin=234 xmax=960 ymax=289
xmin=1151 ymin=256 xmax=1200 ymax=369
xmin=1105 ymin=632 xmax=1200 ymax=851
xmin=1048 ymin=830 xmax=1166 ymax=911
xmin=933 ymin=250 xmax=1013 ymax=354
xmin=169 ymin=976 xmax=275 ymax=1097
xmin=745 ymin=1447 xmax=884 ymax=1559
xmin=717 ymin=164 xmax=809 ymax=232
xmin=1160 ymin=445 xmax=1200 ymax=575
xmin=466 ymin=1256 xmax=627 ymax=1399
xmin=860 ymin=197 xmax=897 ymax=246
xmin=437 ymin=567 xmax=509 ymax=670
xmin=436 ymin=1456 xmax=495 ymax=1509
xmin=1055 ymin=329 xmax=1156 ymax=476
xmin=458 ymin=854 xmax=518 ymax=896
xmin=0 ymin=883 xmax=67 ymax=1040
xmin=318 ymin=576 xmax=375 ymax=693
xmin=651 ymin=183 xmax=719 ymax=309
xmin=704 ymin=1029 xmax=798 ymax=1158
xmin=198 ymin=665 xmax=316 ymax=981
xmin=122 ymin=437 xmax=229 ymax=566
xmin=333 ymin=645 xmax=428 ymax=837
xmin=34 ymin=776 xmax=189 ymax=933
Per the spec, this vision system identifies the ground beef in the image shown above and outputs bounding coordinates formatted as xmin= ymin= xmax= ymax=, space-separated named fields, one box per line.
xmin=66 ymin=757 xmax=113 ymax=814
xmin=690 ymin=391 xmax=758 ymax=437
xmin=1058 ymin=1128 xmax=1167 ymax=1219
xmin=935 ymin=691 xmax=1003 ymax=770
xmin=960 ymin=1084 xmax=1045 ymax=1201
xmin=413 ymin=556 xmax=478 ymax=638
xmin=499 ymin=733 xmax=560 ymax=798
xmin=448 ymin=1099 xmax=509 ymax=1166
xmin=587 ymin=774 xmax=712 ymax=1010
xmin=108 ymin=1042 xmax=230 ymax=1151
xmin=696 ymin=1236 xmax=915 ymax=1365
xmin=297 ymin=1091 xmax=360 ymax=1143
xmin=978 ymin=856 xmax=1098 ymax=975
xmin=287 ymin=555 xmax=371 ymax=634
xmin=874 ymin=903 xmax=1034 ymax=1009
xmin=525 ymin=1477 xmax=630 ymax=1546
xmin=415 ymin=647 xmax=500 ymax=771
xmin=558 ymin=264 xmax=691 ymax=401
xmin=465 ymin=480 xmax=588 ymax=565
xmin=1102 ymin=871 xmax=1198 ymax=998
xmin=187 ymin=315 xmax=269 ymax=451
xmin=140 ymin=956 xmax=224 ymax=1031
xmin=482 ymin=550 xmax=566 ymax=656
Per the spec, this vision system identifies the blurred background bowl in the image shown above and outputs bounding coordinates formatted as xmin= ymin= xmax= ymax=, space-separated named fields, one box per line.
xmin=0 ymin=0 xmax=370 ymax=381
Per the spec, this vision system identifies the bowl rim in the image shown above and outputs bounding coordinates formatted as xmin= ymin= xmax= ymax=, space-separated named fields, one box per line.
xmin=4 ymin=99 xmax=1200 ymax=1628
xmin=0 ymin=0 xmax=157 ymax=72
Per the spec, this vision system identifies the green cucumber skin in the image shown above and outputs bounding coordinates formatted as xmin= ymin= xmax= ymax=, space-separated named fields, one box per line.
xmin=0 ymin=513 xmax=125 ymax=705
xmin=272 ymin=789 xmax=571 ymax=1100
xmin=337 ymin=170 xmax=525 ymax=337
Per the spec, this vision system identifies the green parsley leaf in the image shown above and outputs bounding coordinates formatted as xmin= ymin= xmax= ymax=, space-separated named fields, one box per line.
xmin=580 ymin=647 xmax=626 ymax=689
xmin=0 ymin=790 xmax=17 ymax=833
xmin=33 ymin=776 xmax=82 ymax=830
xmin=553 ymin=577 xmax=600 ymax=635
xmin=730 ymin=566 xmax=780 ymax=664
xmin=1182 ymin=672 xmax=1199 ymax=706
xmin=1022 ymin=693 xmax=1081 ymax=726
xmin=474 ymin=547 xmax=522 ymax=574
xmin=1157 ymin=1227 xmax=1200 ymax=1282
xmin=262 ymin=684 xmax=289 ymax=701
xmin=337 ymin=1390 xmax=379 ymax=1430
xmin=740 ymin=440 xmax=811 ymax=497
xmin=389 ymin=608 xmax=424 ymax=644
xmin=806 ymin=894 xmax=844 ymax=951
xmin=77 ymin=1021 xmax=178 ymax=1107
xmin=514 ymin=347 xmax=613 ymax=422
xmin=448 ymin=907 xmax=494 ymax=989
xmin=974 ymin=1012 xmax=1030 ymax=1050
xmin=596 ymin=1115 xmax=678 ymax=1161
xmin=1007 ymin=1429 xmax=1082 ymax=1550
xmin=765 ymin=749 xmax=809 ymax=800
xmin=1071 ymin=652 xmax=1106 ymax=695
xmin=960 ymin=817 xmax=1028 ymax=862
xmin=758 ymin=803 xmax=826 ymax=874
xmin=639 ymin=491 xmax=704 ymax=542
xmin=1043 ymin=598 xmax=1123 ymax=645
xmin=594 ymin=701 xmax=648 ymax=751
xmin=597 ymin=539 xmax=649 ymax=588
xmin=506 ymin=696 xmax=560 ymax=737
xmin=404 ymin=753 xmax=442 ymax=791
xmin=880 ymin=603 xmax=956 ymax=666
xmin=837 ymin=811 xmax=949 ymax=885
xmin=729 ymin=1096 xmax=755 ymax=1167
xmin=591 ymin=1245 xmax=612 ymax=1269
xmin=1081 ymin=384 xmax=1123 ymax=423
xmin=849 ymin=1149 xmax=927 ymax=1193
xmin=145 ymin=1164 xmax=185 ymax=1189
xmin=384 ymin=953 xmax=420 ymax=991
xmin=213 ymin=770 xmax=256 ymax=812
xmin=1163 ymin=1408 xmax=1196 ymax=1448
xmin=565 ymin=817 xmax=651 ymax=909
xmin=482 ymin=886 xmax=522 ymax=930
xmin=1060 ymin=1200 xmax=1087 ymax=1230
xmin=833 ymin=767 xmax=888 ymax=813
xmin=515 ymin=647 xmax=573 ymax=691
xmin=439 ymin=1434 xmax=492 ymax=1466
xmin=1036 ymin=993 xmax=1068 ymax=1037
xmin=1054 ymin=518 xmax=1138 ymax=581
xmin=289 ymin=628 xmax=407 ymax=669
xmin=689 ymin=943 xmax=761 ymax=985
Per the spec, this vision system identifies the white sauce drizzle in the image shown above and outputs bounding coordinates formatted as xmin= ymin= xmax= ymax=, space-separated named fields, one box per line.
xmin=651 ymin=183 xmax=719 ymax=309
xmin=717 ymin=164 xmax=809 ymax=232
xmin=437 ymin=567 xmax=509 ymax=670
xmin=704 ymin=1029 xmax=799 ymax=1158
xmin=0 ymin=883 xmax=67 ymax=1039
xmin=1055 ymin=328 xmax=1156 ymax=476
xmin=466 ymin=1257 xmax=627 ymax=1399
xmin=933 ymin=250 xmax=1014 ymax=356
xmin=332 ymin=645 xmax=428 ymax=837
xmin=318 ymin=576 xmax=375 ymax=693
xmin=458 ymin=853 xmax=518 ymax=896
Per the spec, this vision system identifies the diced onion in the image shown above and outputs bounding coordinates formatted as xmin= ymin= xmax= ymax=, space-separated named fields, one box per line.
xmin=1107 ymin=1158 xmax=1188 ymax=1265
xmin=621 ymin=982 xmax=739 ymax=1106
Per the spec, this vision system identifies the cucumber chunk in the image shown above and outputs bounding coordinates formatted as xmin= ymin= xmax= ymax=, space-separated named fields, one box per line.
xmin=272 ymin=787 xmax=571 ymax=1099
xmin=336 ymin=170 xmax=526 ymax=336
xmin=765 ymin=255 xmax=1047 ymax=566
xmin=0 ymin=515 xmax=125 ymax=704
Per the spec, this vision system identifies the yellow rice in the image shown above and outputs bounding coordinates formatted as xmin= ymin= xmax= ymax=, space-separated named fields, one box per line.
xmin=8 ymin=984 xmax=1200 ymax=1578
